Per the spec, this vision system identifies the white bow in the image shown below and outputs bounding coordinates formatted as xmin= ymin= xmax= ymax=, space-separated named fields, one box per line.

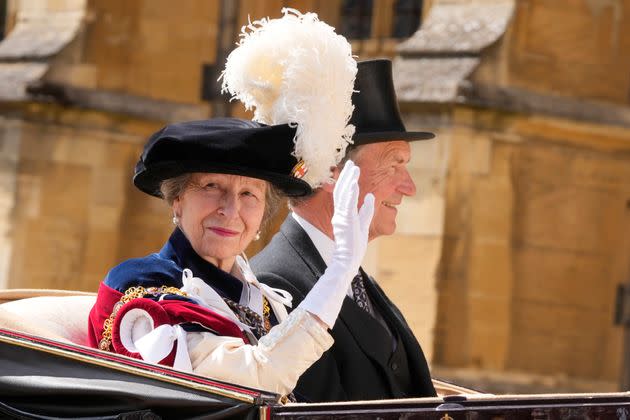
xmin=135 ymin=324 xmax=192 ymax=372
xmin=235 ymin=256 xmax=293 ymax=308
xmin=180 ymin=269 xmax=243 ymax=324
xmin=258 ymin=283 xmax=293 ymax=308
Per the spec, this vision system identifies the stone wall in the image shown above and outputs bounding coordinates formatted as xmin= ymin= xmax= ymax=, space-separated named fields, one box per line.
xmin=506 ymin=0 xmax=630 ymax=104
xmin=433 ymin=106 xmax=630 ymax=387
xmin=70 ymin=0 xmax=219 ymax=103
xmin=0 ymin=106 xmax=167 ymax=291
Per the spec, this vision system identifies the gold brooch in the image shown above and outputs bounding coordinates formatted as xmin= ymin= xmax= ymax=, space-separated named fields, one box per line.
xmin=291 ymin=159 xmax=308 ymax=179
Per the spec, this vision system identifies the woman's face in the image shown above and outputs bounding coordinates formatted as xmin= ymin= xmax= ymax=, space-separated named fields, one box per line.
xmin=172 ymin=173 xmax=267 ymax=271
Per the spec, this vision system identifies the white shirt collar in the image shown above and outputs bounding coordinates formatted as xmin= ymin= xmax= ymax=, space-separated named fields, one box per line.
xmin=291 ymin=212 xmax=335 ymax=266
xmin=291 ymin=212 xmax=354 ymax=298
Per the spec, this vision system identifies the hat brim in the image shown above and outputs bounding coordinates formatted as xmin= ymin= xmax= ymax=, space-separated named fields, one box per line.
xmin=351 ymin=130 xmax=435 ymax=146
xmin=134 ymin=160 xmax=312 ymax=198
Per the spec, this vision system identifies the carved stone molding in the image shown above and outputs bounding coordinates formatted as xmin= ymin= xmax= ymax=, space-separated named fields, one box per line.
xmin=394 ymin=0 xmax=515 ymax=103
xmin=0 ymin=4 xmax=86 ymax=102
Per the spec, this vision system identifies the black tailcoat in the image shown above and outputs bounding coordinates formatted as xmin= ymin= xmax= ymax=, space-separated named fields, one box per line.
xmin=251 ymin=217 xmax=436 ymax=402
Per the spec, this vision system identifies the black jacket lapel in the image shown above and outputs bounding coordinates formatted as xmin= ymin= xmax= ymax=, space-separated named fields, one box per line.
xmin=281 ymin=218 xmax=394 ymax=368
xmin=279 ymin=217 xmax=327 ymax=283
xmin=363 ymin=274 xmax=437 ymax=396
xmin=337 ymin=297 xmax=392 ymax=365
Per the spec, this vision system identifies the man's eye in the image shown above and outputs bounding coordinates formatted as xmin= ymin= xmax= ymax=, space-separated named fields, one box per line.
xmin=204 ymin=183 xmax=218 ymax=189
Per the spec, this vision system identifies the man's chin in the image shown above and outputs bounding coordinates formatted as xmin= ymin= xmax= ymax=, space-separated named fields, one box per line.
xmin=368 ymin=223 xmax=397 ymax=240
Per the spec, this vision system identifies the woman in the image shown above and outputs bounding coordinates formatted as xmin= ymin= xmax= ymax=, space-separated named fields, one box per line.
xmin=88 ymin=118 xmax=374 ymax=396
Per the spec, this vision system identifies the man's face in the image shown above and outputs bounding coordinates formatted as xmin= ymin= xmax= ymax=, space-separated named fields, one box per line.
xmin=352 ymin=141 xmax=416 ymax=240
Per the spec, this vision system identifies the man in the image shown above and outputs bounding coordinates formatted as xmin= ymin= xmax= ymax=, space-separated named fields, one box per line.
xmin=251 ymin=59 xmax=437 ymax=402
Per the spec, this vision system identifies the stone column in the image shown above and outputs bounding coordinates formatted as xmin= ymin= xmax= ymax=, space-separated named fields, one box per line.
xmin=0 ymin=118 xmax=21 ymax=289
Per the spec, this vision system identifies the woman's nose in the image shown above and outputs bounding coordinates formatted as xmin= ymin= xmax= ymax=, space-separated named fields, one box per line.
xmin=217 ymin=194 xmax=238 ymax=217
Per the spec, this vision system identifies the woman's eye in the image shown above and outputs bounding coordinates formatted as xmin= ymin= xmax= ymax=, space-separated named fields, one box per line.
xmin=204 ymin=183 xmax=218 ymax=189
xmin=241 ymin=190 xmax=262 ymax=201
xmin=241 ymin=190 xmax=260 ymax=200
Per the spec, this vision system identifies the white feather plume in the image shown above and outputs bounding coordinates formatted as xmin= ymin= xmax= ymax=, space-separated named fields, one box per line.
xmin=221 ymin=8 xmax=357 ymax=188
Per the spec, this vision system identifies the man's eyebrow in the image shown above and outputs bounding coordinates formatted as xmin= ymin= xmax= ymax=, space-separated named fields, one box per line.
xmin=382 ymin=147 xmax=411 ymax=164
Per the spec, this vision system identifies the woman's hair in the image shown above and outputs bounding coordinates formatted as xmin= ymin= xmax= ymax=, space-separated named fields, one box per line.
xmin=261 ymin=183 xmax=283 ymax=231
xmin=160 ymin=173 xmax=283 ymax=231
xmin=160 ymin=173 xmax=192 ymax=206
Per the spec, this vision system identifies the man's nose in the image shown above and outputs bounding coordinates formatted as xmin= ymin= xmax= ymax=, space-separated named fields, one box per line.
xmin=398 ymin=169 xmax=417 ymax=196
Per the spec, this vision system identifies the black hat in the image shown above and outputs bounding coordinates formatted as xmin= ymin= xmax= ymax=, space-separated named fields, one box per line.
xmin=133 ymin=118 xmax=311 ymax=198
xmin=350 ymin=59 xmax=435 ymax=146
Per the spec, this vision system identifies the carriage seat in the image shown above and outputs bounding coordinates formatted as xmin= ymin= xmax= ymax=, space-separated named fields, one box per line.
xmin=0 ymin=289 xmax=96 ymax=346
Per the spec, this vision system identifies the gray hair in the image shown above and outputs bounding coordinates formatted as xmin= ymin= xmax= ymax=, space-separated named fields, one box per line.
xmin=160 ymin=174 xmax=284 ymax=231
xmin=288 ymin=144 xmax=366 ymax=208
xmin=160 ymin=173 xmax=193 ymax=205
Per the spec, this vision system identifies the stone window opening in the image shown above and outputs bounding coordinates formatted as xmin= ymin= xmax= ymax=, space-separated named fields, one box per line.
xmin=339 ymin=0 xmax=374 ymax=40
xmin=0 ymin=0 xmax=6 ymax=41
xmin=392 ymin=0 xmax=423 ymax=39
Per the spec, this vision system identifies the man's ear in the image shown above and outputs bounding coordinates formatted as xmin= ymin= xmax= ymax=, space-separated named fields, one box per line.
xmin=321 ymin=165 xmax=341 ymax=193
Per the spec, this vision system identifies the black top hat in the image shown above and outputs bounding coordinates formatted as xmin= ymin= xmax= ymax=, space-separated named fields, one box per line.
xmin=133 ymin=118 xmax=311 ymax=198
xmin=350 ymin=59 xmax=435 ymax=146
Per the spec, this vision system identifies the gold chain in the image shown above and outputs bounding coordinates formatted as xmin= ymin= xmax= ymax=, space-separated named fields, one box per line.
xmin=98 ymin=286 xmax=187 ymax=352
xmin=223 ymin=296 xmax=272 ymax=338
xmin=262 ymin=297 xmax=271 ymax=332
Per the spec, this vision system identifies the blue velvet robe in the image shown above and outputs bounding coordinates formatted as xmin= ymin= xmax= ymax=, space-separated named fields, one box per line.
xmin=104 ymin=228 xmax=244 ymax=303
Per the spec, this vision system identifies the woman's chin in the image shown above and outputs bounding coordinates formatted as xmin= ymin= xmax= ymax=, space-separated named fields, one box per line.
xmin=199 ymin=246 xmax=242 ymax=265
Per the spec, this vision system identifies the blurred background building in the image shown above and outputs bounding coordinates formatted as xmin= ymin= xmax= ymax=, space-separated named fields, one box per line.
xmin=0 ymin=0 xmax=628 ymax=394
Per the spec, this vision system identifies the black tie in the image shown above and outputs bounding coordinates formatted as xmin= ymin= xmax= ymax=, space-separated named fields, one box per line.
xmin=351 ymin=271 xmax=373 ymax=314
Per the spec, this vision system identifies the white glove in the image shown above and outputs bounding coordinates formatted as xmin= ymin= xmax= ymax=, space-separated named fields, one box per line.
xmin=298 ymin=160 xmax=375 ymax=328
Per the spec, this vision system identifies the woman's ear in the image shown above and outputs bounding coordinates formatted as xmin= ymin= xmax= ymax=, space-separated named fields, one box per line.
xmin=172 ymin=197 xmax=181 ymax=220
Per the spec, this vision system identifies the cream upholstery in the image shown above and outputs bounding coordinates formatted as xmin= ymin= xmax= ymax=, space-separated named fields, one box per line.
xmin=0 ymin=294 xmax=96 ymax=345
